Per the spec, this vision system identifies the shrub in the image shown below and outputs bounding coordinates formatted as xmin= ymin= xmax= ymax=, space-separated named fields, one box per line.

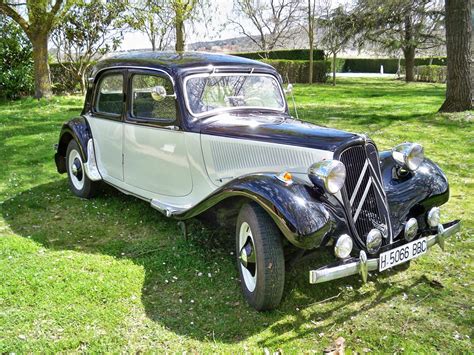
xmin=262 ymin=59 xmax=330 ymax=83
xmin=415 ymin=65 xmax=447 ymax=83
xmin=49 ymin=62 xmax=82 ymax=94
xmin=0 ymin=15 xmax=34 ymax=99
xmin=235 ymin=49 xmax=325 ymax=61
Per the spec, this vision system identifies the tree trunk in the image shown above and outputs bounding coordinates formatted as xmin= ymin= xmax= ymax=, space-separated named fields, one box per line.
xmin=332 ymin=52 xmax=336 ymax=86
xmin=175 ymin=13 xmax=185 ymax=52
xmin=403 ymin=15 xmax=415 ymax=82
xmin=309 ymin=43 xmax=313 ymax=84
xmin=31 ymin=33 xmax=52 ymax=99
xmin=439 ymin=0 xmax=472 ymax=112
xmin=80 ymin=71 xmax=86 ymax=95
xmin=403 ymin=46 xmax=415 ymax=82
xmin=308 ymin=0 xmax=313 ymax=84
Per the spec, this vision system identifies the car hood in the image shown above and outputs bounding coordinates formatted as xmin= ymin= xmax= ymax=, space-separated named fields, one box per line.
xmin=198 ymin=112 xmax=361 ymax=152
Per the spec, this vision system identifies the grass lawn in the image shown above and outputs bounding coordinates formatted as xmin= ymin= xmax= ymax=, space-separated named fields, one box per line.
xmin=0 ymin=78 xmax=472 ymax=352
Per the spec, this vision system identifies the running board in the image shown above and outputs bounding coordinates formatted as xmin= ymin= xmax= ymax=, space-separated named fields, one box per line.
xmin=150 ymin=199 xmax=188 ymax=217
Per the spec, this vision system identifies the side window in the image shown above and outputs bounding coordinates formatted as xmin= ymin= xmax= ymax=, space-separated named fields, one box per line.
xmin=95 ymin=73 xmax=124 ymax=115
xmin=131 ymin=74 xmax=176 ymax=121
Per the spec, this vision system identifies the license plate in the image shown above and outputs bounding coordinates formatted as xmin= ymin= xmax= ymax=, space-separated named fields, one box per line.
xmin=379 ymin=237 xmax=427 ymax=271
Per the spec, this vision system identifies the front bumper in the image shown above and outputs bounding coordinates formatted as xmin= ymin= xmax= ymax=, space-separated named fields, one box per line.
xmin=309 ymin=220 xmax=461 ymax=284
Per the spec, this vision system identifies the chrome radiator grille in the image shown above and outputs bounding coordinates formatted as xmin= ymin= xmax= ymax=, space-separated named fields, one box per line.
xmin=338 ymin=143 xmax=392 ymax=246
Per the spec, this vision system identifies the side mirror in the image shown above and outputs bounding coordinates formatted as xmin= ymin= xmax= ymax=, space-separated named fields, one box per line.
xmin=284 ymin=83 xmax=293 ymax=95
xmin=151 ymin=85 xmax=167 ymax=101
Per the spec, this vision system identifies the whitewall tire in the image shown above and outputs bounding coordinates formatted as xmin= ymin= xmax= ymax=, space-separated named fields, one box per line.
xmin=66 ymin=140 xmax=99 ymax=199
xmin=236 ymin=202 xmax=285 ymax=311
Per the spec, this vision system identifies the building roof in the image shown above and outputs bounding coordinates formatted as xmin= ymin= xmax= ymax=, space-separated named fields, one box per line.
xmin=92 ymin=51 xmax=273 ymax=76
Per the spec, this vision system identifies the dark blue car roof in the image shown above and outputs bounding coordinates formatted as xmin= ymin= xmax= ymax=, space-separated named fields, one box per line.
xmin=92 ymin=51 xmax=274 ymax=77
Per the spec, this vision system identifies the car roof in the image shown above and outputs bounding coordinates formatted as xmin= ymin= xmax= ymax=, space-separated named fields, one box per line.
xmin=92 ymin=51 xmax=275 ymax=77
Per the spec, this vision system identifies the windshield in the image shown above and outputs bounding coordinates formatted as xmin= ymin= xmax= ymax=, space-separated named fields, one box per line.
xmin=185 ymin=73 xmax=285 ymax=117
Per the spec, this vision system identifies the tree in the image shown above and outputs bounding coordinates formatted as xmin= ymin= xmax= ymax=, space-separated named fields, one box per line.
xmin=0 ymin=0 xmax=74 ymax=98
xmin=0 ymin=14 xmax=33 ymax=99
xmin=229 ymin=0 xmax=301 ymax=54
xmin=51 ymin=0 xmax=126 ymax=94
xmin=127 ymin=0 xmax=175 ymax=51
xmin=319 ymin=4 xmax=355 ymax=86
xmin=171 ymin=0 xmax=198 ymax=51
xmin=300 ymin=0 xmax=317 ymax=84
xmin=353 ymin=0 xmax=444 ymax=82
xmin=439 ymin=0 xmax=472 ymax=112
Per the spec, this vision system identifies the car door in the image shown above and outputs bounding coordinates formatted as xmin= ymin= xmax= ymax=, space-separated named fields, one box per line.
xmin=87 ymin=70 xmax=125 ymax=182
xmin=123 ymin=70 xmax=193 ymax=197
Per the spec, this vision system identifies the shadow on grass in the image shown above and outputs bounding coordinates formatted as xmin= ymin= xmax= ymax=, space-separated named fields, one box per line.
xmin=0 ymin=179 xmax=441 ymax=344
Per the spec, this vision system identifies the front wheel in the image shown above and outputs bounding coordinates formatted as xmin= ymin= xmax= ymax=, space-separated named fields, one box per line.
xmin=66 ymin=139 xmax=99 ymax=198
xmin=236 ymin=202 xmax=285 ymax=311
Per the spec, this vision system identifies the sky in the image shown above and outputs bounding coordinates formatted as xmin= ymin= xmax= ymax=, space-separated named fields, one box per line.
xmin=120 ymin=0 xmax=240 ymax=51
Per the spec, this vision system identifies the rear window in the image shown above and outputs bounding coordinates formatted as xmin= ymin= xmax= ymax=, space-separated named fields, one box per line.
xmin=95 ymin=73 xmax=123 ymax=115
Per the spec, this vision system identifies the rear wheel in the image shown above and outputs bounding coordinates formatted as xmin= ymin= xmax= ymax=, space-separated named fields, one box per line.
xmin=236 ymin=202 xmax=285 ymax=311
xmin=66 ymin=140 xmax=99 ymax=198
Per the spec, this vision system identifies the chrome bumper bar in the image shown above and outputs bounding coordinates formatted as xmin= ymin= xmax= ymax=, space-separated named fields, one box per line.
xmin=309 ymin=220 xmax=461 ymax=284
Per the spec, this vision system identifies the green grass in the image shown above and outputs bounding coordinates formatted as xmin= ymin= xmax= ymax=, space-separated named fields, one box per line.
xmin=0 ymin=78 xmax=472 ymax=352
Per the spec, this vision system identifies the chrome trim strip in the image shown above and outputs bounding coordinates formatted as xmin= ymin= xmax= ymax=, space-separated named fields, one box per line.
xmin=365 ymin=151 xmax=393 ymax=242
xmin=93 ymin=66 xmax=176 ymax=87
xmin=366 ymin=157 xmax=387 ymax=198
xmin=309 ymin=220 xmax=461 ymax=284
xmin=350 ymin=160 xmax=368 ymax=206
xmin=353 ymin=177 xmax=372 ymax=222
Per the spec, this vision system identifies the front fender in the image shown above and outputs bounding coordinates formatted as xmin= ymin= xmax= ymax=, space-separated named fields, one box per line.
xmin=55 ymin=116 xmax=92 ymax=173
xmin=380 ymin=151 xmax=449 ymax=237
xmin=174 ymin=174 xmax=339 ymax=249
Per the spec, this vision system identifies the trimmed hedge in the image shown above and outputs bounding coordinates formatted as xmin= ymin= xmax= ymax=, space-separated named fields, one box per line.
xmin=235 ymin=49 xmax=325 ymax=61
xmin=262 ymin=59 xmax=330 ymax=83
xmin=415 ymin=65 xmax=447 ymax=83
xmin=342 ymin=58 xmax=399 ymax=73
xmin=337 ymin=57 xmax=447 ymax=74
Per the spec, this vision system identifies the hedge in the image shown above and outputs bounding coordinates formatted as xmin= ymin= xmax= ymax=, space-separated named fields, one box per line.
xmin=50 ymin=62 xmax=82 ymax=94
xmin=235 ymin=49 xmax=325 ymax=61
xmin=415 ymin=65 xmax=447 ymax=83
xmin=262 ymin=59 xmax=330 ymax=83
xmin=337 ymin=57 xmax=447 ymax=74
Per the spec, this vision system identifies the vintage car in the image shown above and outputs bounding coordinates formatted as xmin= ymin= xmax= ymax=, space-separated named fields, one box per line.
xmin=54 ymin=52 xmax=461 ymax=311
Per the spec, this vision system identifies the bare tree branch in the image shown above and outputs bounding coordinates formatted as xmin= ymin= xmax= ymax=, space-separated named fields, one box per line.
xmin=0 ymin=2 xmax=29 ymax=33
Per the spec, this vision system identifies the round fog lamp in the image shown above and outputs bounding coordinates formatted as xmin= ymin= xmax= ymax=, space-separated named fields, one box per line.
xmin=335 ymin=234 xmax=353 ymax=259
xmin=427 ymin=207 xmax=440 ymax=227
xmin=366 ymin=229 xmax=383 ymax=254
xmin=404 ymin=218 xmax=418 ymax=241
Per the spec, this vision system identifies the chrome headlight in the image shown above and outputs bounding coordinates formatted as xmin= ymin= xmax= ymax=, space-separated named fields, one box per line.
xmin=392 ymin=142 xmax=424 ymax=171
xmin=308 ymin=160 xmax=346 ymax=194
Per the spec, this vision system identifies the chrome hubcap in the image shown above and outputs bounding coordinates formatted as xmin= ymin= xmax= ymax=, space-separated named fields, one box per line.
xmin=240 ymin=240 xmax=256 ymax=268
xmin=69 ymin=149 xmax=84 ymax=190
xmin=239 ymin=222 xmax=257 ymax=292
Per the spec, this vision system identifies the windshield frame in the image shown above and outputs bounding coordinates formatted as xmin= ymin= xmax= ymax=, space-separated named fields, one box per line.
xmin=183 ymin=72 xmax=287 ymax=119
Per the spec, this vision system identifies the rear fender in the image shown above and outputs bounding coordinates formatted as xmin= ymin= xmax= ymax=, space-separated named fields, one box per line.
xmin=54 ymin=116 xmax=99 ymax=180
